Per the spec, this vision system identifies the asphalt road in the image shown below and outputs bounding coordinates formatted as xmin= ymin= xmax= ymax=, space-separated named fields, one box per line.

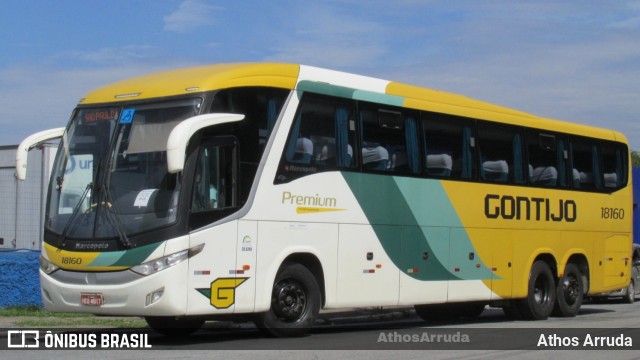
xmin=4 ymin=300 xmax=640 ymax=360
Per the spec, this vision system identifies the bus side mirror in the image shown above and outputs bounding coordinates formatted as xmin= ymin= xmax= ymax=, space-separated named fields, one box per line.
xmin=16 ymin=127 xmax=65 ymax=181
xmin=166 ymin=113 xmax=244 ymax=174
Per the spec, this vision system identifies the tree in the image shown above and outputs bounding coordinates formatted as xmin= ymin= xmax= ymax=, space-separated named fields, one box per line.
xmin=632 ymin=150 xmax=640 ymax=168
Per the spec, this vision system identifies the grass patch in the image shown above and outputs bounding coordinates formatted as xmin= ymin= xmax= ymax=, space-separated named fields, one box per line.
xmin=15 ymin=317 xmax=148 ymax=328
xmin=1 ymin=306 xmax=148 ymax=328
xmin=0 ymin=305 xmax=90 ymax=318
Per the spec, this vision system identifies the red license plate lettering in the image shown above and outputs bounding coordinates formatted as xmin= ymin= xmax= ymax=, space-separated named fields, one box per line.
xmin=80 ymin=293 xmax=104 ymax=306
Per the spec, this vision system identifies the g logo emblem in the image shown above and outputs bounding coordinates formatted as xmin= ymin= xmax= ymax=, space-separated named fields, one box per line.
xmin=210 ymin=278 xmax=248 ymax=309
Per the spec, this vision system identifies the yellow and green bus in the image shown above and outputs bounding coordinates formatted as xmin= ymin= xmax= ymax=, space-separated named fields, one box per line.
xmin=18 ymin=63 xmax=632 ymax=337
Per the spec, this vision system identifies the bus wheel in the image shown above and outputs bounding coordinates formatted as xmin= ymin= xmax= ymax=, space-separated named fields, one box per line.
xmin=552 ymin=263 xmax=584 ymax=317
xmin=517 ymin=261 xmax=556 ymax=320
xmin=624 ymin=281 xmax=635 ymax=304
xmin=145 ymin=316 xmax=204 ymax=337
xmin=458 ymin=302 xmax=486 ymax=319
xmin=254 ymin=263 xmax=321 ymax=337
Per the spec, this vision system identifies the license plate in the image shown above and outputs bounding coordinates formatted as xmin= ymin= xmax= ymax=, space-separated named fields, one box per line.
xmin=80 ymin=293 xmax=104 ymax=306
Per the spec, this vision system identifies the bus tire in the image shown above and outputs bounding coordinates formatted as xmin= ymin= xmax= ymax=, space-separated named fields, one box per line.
xmin=516 ymin=260 xmax=556 ymax=320
xmin=624 ymin=280 xmax=635 ymax=304
xmin=254 ymin=263 xmax=321 ymax=337
xmin=552 ymin=263 xmax=584 ymax=317
xmin=145 ymin=316 xmax=204 ymax=337
xmin=458 ymin=302 xmax=486 ymax=319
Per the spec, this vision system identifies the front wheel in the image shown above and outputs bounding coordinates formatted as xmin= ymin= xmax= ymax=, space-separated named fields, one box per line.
xmin=254 ymin=263 xmax=321 ymax=337
xmin=516 ymin=260 xmax=556 ymax=320
xmin=552 ymin=263 xmax=584 ymax=317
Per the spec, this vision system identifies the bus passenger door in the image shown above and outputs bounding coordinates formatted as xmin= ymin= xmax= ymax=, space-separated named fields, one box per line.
xmin=186 ymin=137 xmax=242 ymax=315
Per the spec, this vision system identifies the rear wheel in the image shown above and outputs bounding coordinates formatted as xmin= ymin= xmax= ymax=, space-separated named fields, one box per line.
xmin=516 ymin=260 xmax=556 ymax=320
xmin=624 ymin=281 xmax=635 ymax=304
xmin=145 ymin=316 xmax=204 ymax=337
xmin=552 ymin=263 xmax=584 ymax=317
xmin=254 ymin=263 xmax=321 ymax=337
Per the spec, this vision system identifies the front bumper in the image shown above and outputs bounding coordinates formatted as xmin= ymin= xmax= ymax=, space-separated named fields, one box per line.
xmin=40 ymin=260 xmax=189 ymax=316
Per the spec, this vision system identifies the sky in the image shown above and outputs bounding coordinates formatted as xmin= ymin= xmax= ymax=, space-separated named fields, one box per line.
xmin=1 ymin=1 xmax=640 ymax=149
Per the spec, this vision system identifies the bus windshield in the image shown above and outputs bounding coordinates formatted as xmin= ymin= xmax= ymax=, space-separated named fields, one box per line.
xmin=46 ymin=98 xmax=202 ymax=242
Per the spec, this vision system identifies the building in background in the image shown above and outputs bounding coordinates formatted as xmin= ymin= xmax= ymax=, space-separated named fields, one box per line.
xmin=0 ymin=143 xmax=57 ymax=250
xmin=0 ymin=142 xmax=57 ymax=307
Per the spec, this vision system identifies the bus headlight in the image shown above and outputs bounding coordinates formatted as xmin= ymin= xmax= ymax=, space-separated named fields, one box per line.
xmin=130 ymin=244 xmax=204 ymax=276
xmin=40 ymin=256 xmax=59 ymax=274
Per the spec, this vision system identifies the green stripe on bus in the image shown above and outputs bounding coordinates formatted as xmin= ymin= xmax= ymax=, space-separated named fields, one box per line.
xmin=88 ymin=242 xmax=163 ymax=267
xmin=297 ymin=80 xmax=405 ymax=106
xmin=341 ymin=172 xmax=494 ymax=281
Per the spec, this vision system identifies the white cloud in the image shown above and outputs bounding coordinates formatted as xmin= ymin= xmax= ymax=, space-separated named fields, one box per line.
xmin=356 ymin=1 xmax=640 ymax=150
xmin=163 ymin=0 xmax=221 ymax=33
xmin=381 ymin=32 xmax=640 ymax=149
xmin=53 ymin=45 xmax=160 ymax=65
xmin=263 ymin=3 xmax=389 ymax=68
xmin=609 ymin=16 xmax=640 ymax=29
xmin=0 ymin=62 xmax=195 ymax=145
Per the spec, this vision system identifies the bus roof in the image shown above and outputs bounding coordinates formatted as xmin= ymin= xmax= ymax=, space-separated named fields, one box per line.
xmin=78 ymin=62 xmax=625 ymax=144
xmin=79 ymin=63 xmax=301 ymax=105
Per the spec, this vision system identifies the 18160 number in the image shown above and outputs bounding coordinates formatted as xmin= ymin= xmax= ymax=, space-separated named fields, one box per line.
xmin=601 ymin=207 xmax=625 ymax=219
xmin=61 ymin=257 xmax=83 ymax=265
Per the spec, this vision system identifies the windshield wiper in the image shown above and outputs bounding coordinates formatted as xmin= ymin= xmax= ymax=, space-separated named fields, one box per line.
xmin=58 ymin=182 xmax=92 ymax=248
xmin=97 ymin=184 xmax=133 ymax=249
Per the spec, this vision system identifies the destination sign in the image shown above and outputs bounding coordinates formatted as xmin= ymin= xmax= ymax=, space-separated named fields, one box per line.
xmin=83 ymin=108 xmax=119 ymax=123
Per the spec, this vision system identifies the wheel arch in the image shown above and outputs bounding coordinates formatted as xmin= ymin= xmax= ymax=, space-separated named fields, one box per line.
xmin=256 ymin=249 xmax=327 ymax=312
xmin=279 ymin=252 xmax=327 ymax=307
xmin=533 ymin=253 xmax=558 ymax=280
xmin=564 ymin=252 xmax=590 ymax=295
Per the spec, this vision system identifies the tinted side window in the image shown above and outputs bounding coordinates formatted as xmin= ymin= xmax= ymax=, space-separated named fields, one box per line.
xmin=359 ymin=103 xmax=421 ymax=175
xmin=422 ymin=114 xmax=475 ymax=179
xmin=189 ymin=137 xmax=239 ymax=230
xmin=477 ymin=123 xmax=524 ymax=184
xmin=527 ymin=132 xmax=569 ymax=188
xmin=210 ymin=87 xmax=288 ymax=163
xmin=601 ymin=141 xmax=628 ymax=190
xmin=276 ymin=94 xmax=356 ymax=183
xmin=210 ymin=87 xmax=289 ymax=202
xmin=570 ymin=139 xmax=600 ymax=190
